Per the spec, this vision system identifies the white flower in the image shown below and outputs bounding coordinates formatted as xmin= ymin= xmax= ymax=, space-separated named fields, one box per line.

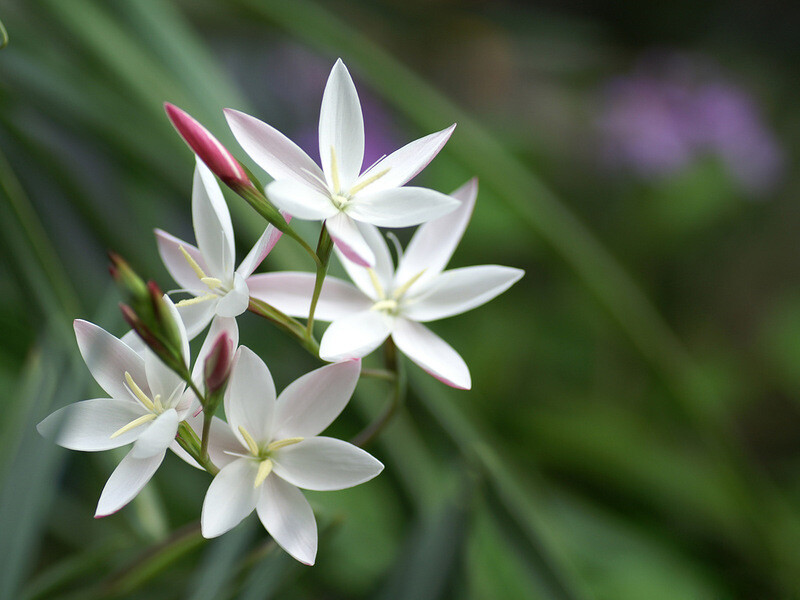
xmin=156 ymin=158 xmax=283 ymax=340
xmin=224 ymin=59 xmax=459 ymax=267
xmin=248 ymin=179 xmax=524 ymax=390
xmin=198 ymin=348 xmax=382 ymax=565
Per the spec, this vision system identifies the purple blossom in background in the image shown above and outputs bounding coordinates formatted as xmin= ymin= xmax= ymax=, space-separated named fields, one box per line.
xmin=597 ymin=53 xmax=783 ymax=194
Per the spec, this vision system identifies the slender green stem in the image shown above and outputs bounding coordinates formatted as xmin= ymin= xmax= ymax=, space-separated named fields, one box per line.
xmin=0 ymin=18 xmax=8 ymax=49
xmin=306 ymin=224 xmax=333 ymax=334
xmin=361 ymin=368 xmax=396 ymax=381
xmin=351 ymin=339 xmax=405 ymax=447
xmin=177 ymin=421 xmax=218 ymax=475
xmin=200 ymin=413 xmax=213 ymax=460
xmin=248 ymin=297 xmax=321 ymax=357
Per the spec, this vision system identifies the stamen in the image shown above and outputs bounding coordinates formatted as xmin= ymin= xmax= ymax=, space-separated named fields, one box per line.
xmin=367 ymin=268 xmax=385 ymax=299
xmin=386 ymin=231 xmax=404 ymax=264
xmin=125 ymin=371 xmax=155 ymax=412
xmin=179 ymin=246 xmax=207 ymax=280
xmin=110 ymin=413 xmax=157 ymax=438
xmin=330 ymin=146 xmax=341 ymax=193
xmin=371 ymin=299 xmax=399 ymax=313
xmin=176 ymin=294 xmax=216 ymax=307
xmin=300 ymin=167 xmax=329 ymax=188
xmin=254 ymin=458 xmax=274 ymax=488
xmin=267 ymin=437 xmax=304 ymax=452
xmin=393 ymin=269 xmax=427 ymax=300
xmin=200 ymin=277 xmax=223 ymax=290
xmin=238 ymin=425 xmax=260 ymax=456
xmin=153 ymin=394 xmax=164 ymax=413
xmin=349 ymin=167 xmax=390 ymax=195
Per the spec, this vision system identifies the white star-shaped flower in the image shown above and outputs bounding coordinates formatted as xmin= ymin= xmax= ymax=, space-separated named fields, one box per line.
xmin=225 ymin=59 xmax=459 ymax=267
xmin=156 ymin=158 xmax=283 ymax=340
xmin=197 ymin=348 xmax=382 ymax=565
xmin=248 ymin=179 xmax=524 ymax=389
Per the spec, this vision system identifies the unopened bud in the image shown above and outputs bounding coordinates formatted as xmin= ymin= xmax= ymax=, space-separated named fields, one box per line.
xmin=109 ymin=252 xmax=148 ymax=303
xmin=164 ymin=103 xmax=252 ymax=190
xmin=203 ymin=332 xmax=234 ymax=396
xmin=147 ymin=282 xmax=185 ymax=362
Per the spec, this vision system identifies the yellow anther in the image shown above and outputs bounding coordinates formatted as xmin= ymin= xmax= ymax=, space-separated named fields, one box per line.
xmin=330 ymin=146 xmax=341 ymax=193
xmin=179 ymin=246 xmax=207 ymax=280
xmin=393 ymin=269 xmax=427 ymax=300
xmin=110 ymin=413 xmax=157 ymax=439
xmin=125 ymin=372 xmax=155 ymax=412
xmin=176 ymin=294 xmax=216 ymax=307
xmin=200 ymin=277 xmax=223 ymax=290
xmin=254 ymin=459 xmax=274 ymax=488
xmin=238 ymin=426 xmax=260 ymax=456
xmin=371 ymin=299 xmax=399 ymax=313
xmin=267 ymin=437 xmax=304 ymax=452
xmin=349 ymin=167 xmax=390 ymax=195
xmin=367 ymin=268 xmax=385 ymax=299
xmin=153 ymin=394 xmax=164 ymax=413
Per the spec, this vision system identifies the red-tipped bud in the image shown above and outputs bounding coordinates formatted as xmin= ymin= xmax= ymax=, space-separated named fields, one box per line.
xmin=203 ymin=332 xmax=234 ymax=395
xmin=164 ymin=103 xmax=252 ymax=190
xmin=108 ymin=251 xmax=148 ymax=301
xmin=119 ymin=303 xmax=165 ymax=355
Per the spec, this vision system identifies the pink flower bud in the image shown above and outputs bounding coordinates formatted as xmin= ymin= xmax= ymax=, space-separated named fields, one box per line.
xmin=203 ymin=331 xmax=234 ymax=395
xmin=164 ymin=103 xmax=252 ymax=190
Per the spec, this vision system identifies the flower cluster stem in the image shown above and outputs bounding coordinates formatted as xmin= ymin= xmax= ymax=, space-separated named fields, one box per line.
xmin=176 ymin=421 xmax=218 ymax=475
xmin=306 ymin=224 xmax=333 ymax=334
xmin=248 ymin=297 xmax=320 ymax=357
xmin=352 ymin=338 xmax=405 ymax=447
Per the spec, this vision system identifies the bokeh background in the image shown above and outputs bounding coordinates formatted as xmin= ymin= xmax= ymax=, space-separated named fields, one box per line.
xmin=1 ymin=0 xmax=800 ymax=598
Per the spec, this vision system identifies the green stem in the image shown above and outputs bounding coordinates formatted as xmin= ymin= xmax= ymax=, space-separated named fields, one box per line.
xmin=177 ymin=421 xmax=218 ymax=475
xmin=306 ymin=224 xmax=333 ymax=334
xmin=0 ymin=18 xmax=8 ymax=50
xmin=351 ymin=338 xmax=405 ymax=447
xmin=248 ymin=297 xmax=321 ymax=358
xmin=361 ymin=368 xmax=396 ymax=381
xmin=200 ymin=413 xmax=213 ymax=460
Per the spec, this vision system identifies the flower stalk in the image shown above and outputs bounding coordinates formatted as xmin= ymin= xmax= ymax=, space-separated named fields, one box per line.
xmin=307 ymin=224 xmax=333 ymax=334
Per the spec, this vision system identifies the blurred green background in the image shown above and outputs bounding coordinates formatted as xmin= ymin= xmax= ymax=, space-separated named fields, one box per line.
xmin=2 ymin=0 xmax=800 ymax=598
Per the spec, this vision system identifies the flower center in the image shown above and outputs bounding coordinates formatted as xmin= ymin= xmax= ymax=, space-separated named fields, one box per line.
xmin=109 ymin=372 xmax=165 ymax=439
xmin=175 ymin=246 xmax=230 ymax=307
xmin=369 ymin=268 xmax=427 ymax=316
xmin=327 ymin=145 xmax=390 ymax=206
xmin=237 ymin=425 xmax=304 ymax=488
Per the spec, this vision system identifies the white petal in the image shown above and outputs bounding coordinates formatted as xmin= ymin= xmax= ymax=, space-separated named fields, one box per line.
xmin=272 ymin=437 xmax=383 ymax=491
xmin=95 ymin=449 xmax=165 ymax=517
xmin=154 ymin=230 xmax=209 ymax=294
xmin=348 ymin=187 xmax=459 ymax=227
xmin=215 ymin=272 xmax=250 ymax=318
xmin=130 ymin=409 xmax=179 ymax=459
xmin=224 ymin=108 xmax=327 ymax=193
xmin=176 ymin=297 xmax=217 ymax=341
xmin=404 ymin=266 xmax=524 ymax=322
xmin=319 ymin=59 xmax=364 ymax=190
xmin=392 ymin=319 xmax=471 ymax=390
xmin=193 ymin=160 xmax=236 ymax=278
xmin=318 ymin=311 xmax=393 ymax=361
xmin=273 ymin=360 xmax=361 ymax=439
xmin=257 ymin=476 xmax=317 ymax=565
xmin=333 ymin=222 xmax=394 ymax=297
xmin=236 ymin=223 xmax=283 ymax=279
xmin=120 ymin=330 xmax=146 ymax=355
xmin=163 ymin=293 xmax=191 ymax=364
xmin=74 ymin=320 xmax=148 ymax=402
xmin=355 ymin=124 xmax=456 ymax=193
xmin=247 ymin=272 xmax=370 ymax=321
xmin=201 ymin=457 xmax=260 ymax=538
xmin=395 ymin=178 xmax=477 ymax=289
xmin=225 ymin=347 xmax=276 ymax=444
xmin=37 ymin=399 xmax=148 ymax=451
xmin=144 ymin=346 xmax=184 ymax=405
xmin=326 ymin=212 xmax=374 ymax=268
xmin=266 ymin=180 xmax=337 ymax=221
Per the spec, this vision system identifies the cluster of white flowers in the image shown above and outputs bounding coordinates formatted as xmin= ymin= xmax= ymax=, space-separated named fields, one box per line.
xmin=38 ymin=60 xmax=523 ymax=565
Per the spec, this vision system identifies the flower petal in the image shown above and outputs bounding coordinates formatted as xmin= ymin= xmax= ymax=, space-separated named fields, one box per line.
xmin=395 ymin=178 xmax=477 ymax=289
xmin=333 ymin=223 xmax=394 ymax=297
xmin=130 ymin=409 xmax=179 ymax=459
xmin=326 ymin=212 xmax=374 ymax=268
xmin=225 ymin=346 xmax=276 ymax=444
xmin=404 ymin=266 xmax=524 ymax=322
xmin=176 ymin=298 xmax=217 ymax=341
xmin=224 ymin=108 xmax=327 ymax=193
xmin=193 ymin=159 xmax=236 ymax=278
xmin=392 ymin=319 xmax=471 ymax=389
xmin=348 ymin=187 xmax=459 ymax=227
xmin=201 ymin=457 xmax=260 ymax=538
xmin=266 ymin=179 xmax=337 ymax=221
xmin=74 ymin=319 xmax=148 ymax=402
xmin=154 ymin=230 xmax=209 ymax=294
xmin=144 ymin=346 xmax=184 ymax=406
xmin=273 ymin=437 xmax=383 ymax=491
xmin=37 ymin=399 xmax=148 ymax=451
xmin=236 ymin=222 xmax=285 ymax=279
xmin=356 ymin=124 xmax=456 ymax=193
xmin=247 ymin=272 xmax=370 ymax=321
xmin=318 ymin=311 xmax=393 ymax=361
xmin=95 ymin=449 xmax=165 ymax=517
xmin=215 ymin=272 xmax=250 ymax=318
xmin=120 ymin=330 xmax=146 ymax=355
xmin=273 ymin=360 xmax=361 ymax=439
xmin=319 ymin=59 xmax=364 ymax=190
xmin=257 ymin=476 xmax=317 ymax=565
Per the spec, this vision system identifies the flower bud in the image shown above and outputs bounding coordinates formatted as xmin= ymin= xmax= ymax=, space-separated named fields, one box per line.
xmin=164 ymin=103 xmax=252 ymax=190
xmin=147 ymin=282 xmax=185 ymax=360
xmin=203 ymin=331 xmax=234 ymax=395
xmin=108 ymin=252 xmax=148 ymax=304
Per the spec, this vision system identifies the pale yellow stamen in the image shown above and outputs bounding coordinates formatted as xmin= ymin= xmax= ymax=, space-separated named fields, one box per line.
xmin=349 ymin=168 xmax=390 ymax=195
xmin=176 ymin=294 xmax=216 ymax=307
xmin=371 ymin=299 xmax=398 ymax=313
xmin=254 ymin=459 xmax=274 ymax=488
xmin=125 ymin=371 xmax=155 ymax=412
xmin=267 ymin=437 xmax=304 ymax=452
xmin=367 ymin=268 xmax=385 ymax=299
xmin=153 ymin=394 xmax=164 ymax=413
xmin=392 ymin=269 xmax=427 ymax=300
xmin=330 ymin=146 xmax=341 ymax=193
xmin=179 ymin=245 xmax=207 ymax=279
xmin=200 ymin=277 xmax=223 ymax=290
xmin=110 ymin=413 xmax=157 ymax=438
xmin=239 ymin=425 xmax=260 ymax=456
